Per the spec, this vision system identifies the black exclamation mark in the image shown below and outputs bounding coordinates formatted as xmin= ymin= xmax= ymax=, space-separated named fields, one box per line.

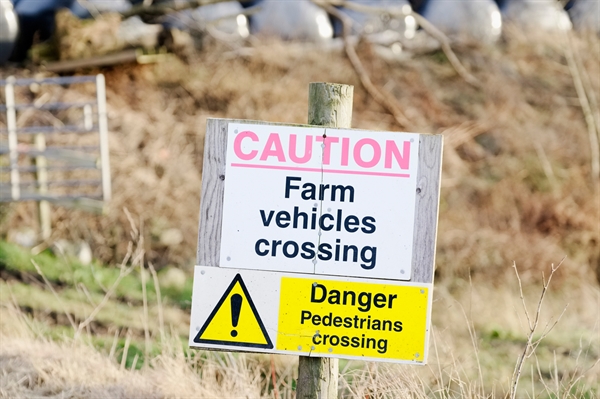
xmin=230 ymin=293 xmax=242 ymax=337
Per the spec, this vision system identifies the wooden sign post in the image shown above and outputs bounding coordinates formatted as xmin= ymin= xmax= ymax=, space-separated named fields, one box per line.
xmin=297 ymin=82 xmax=354 ymax=399
xmin=189 ymin=83 xmax=443 ymax=399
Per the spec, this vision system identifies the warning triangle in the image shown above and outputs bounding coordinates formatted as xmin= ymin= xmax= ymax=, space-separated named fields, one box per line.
xmin=194 ymin=274 xmax=273 ymax=349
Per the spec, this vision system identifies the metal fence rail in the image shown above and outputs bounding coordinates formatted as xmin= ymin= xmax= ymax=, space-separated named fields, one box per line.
xmin=0 ymin=74 xmax=111 ymax=238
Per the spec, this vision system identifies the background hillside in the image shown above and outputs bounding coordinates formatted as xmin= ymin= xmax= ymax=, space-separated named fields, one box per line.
xmin=0 ymin=24 xmax=599 ymax=398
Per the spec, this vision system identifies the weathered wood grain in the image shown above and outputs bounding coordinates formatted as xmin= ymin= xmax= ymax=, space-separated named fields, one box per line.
xmin=411 ymin=134 xmax=444 ymax=284
xmin=197 ymin=119 xmax=227 ymax=266
xmin=308 ymin=83 xmax=353 ymax=128
xmin=197 ymin=118 xmax=309 ymax=266
xmin=296 ymin=82 xmax=353 ymax=399
xmin=296 ymin=355 xmax=338 ymax=399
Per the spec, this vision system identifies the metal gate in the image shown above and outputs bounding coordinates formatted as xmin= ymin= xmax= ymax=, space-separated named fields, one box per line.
xmin=0 ymin=75 xmax=111 ymax=237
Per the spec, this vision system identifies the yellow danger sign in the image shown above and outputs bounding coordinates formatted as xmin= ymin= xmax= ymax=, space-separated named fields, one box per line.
xmin=276 ymin=277 xmax=428 ymax=361
xmin=193 ymin=274 xmax=273 ymax=349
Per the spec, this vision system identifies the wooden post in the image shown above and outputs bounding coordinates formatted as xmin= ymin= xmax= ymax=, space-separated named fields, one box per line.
xmin=296 ymin=82 xmax=353 ymax=399
xmin=34 ymin=133 xmax=51 ymax=240
xmin=5 ymin=76 xmax=20 ymax=201
xmin=96 ymin=74 xmax=112 ymax=203
xmin=307 ymin=83 xmax=354 ymax=128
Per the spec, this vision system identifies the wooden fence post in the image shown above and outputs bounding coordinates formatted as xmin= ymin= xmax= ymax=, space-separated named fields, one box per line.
xmin=296 ymin=82 xmax=354 ymax=399
xmin=34 ymin=133 xmax=51 ymax=240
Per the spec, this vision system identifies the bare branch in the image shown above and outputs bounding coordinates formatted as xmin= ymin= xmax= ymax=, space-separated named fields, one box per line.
xmin=32 ymin=260 xmax=78 ymax=331
xmin=317 ymin=0 xmax=481 ymax=87
xmin=408 ymin=14 xmax=481 ymax=88
xmin=74 ymin=258 xmax=135 ymax=340
xmin=513 ymin=261 xmax=532 ymax=330
xmin=510 ymin=259 xmax=565 ymax=399
xmin=319 ymin=3 xmax=412 ymax=129
xmin=148 ymin=262 xmax=166 ymax=346
xmin=537 ymin=304 xmax=568 ymax=340
xmin=534 ymin=354 xmax=553 ymax=397
xmin=563 ymin=30 xmax=600 ymax=183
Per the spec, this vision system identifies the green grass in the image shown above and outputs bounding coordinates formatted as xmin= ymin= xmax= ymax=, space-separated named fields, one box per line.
xmin=0 ymin=240 xmax=193 ymax=364
xmin=0 ymin=241 xmax=193 ymax=309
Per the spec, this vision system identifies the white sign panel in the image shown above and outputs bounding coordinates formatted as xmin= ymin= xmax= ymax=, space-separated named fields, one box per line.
xmin=219 ymin=123 xmax=420 ymax=281
xmin=189 ymin=266 xmax=432 ymax=364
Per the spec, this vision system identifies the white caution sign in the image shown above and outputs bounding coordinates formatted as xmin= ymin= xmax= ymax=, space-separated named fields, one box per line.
xmin=219 ymin=124 xmax=420 ymax=281
xmin=191 ymin=119 xmax=443 ymax=365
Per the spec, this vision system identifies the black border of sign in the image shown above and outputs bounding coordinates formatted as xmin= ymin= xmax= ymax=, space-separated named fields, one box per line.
xmin=194 ymin=273 xmax=274 ymax=349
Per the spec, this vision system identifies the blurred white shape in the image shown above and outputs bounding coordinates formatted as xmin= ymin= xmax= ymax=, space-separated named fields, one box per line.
xmin=405 ymin=14 xmax=416 ymax=39
xmin=118 ymin=16 xmax=162 ymax=49
xmin=53 ymin=239 xmax=92 ymax=265
xmin=70 ymin=0 xmax=132 ymax=18
xmin=163 ymin=1 xmax=249 ymax=40
xmin=421 ymin=0 xmax=503 ymax=44
xmin=316 ymin=13 xmax=334 ymax=39
xmin=236 ymin=14 xmax=250 ymax=38
xmin=9 ymin=228 xmax=38 ymax=248
xmin=76 ymin=241 xmax=92 ymax=265
xmin=251 ymin=0 xmax=333 ymax=42
xmin=193 ymin=1 xmax=249 ymax=38
xmin=158 ymin=267 xmax=187 ymax=290
xmin=0 ymin=0 xmax=18 ymax=63
xmin=502 ymin=0 xmax=572 ymax=31
xmin=568 ymin=0 xmax=600 ymax=34
xmin=160 ymin=228 xmax=184 ymax=247
xmin=491 ymin=9 xmax=502 ymax=32
xmin=340 ymin=0 xmax=416 ymax=44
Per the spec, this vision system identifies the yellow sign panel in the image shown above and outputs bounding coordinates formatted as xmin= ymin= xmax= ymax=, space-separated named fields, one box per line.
xmin=276 ymin=277 xmax=428 ymax=361
xmin=194 ymin=274 xmax=273 ymax=349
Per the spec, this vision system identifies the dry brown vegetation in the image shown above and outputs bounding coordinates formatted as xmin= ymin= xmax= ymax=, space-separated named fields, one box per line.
xmin=0 ymin=263 xmax=598 ymax=398
xmin=3 ymin=29 xmax=599 ymax=283
xmin=1 ymin=23 xmax=599 ymax=398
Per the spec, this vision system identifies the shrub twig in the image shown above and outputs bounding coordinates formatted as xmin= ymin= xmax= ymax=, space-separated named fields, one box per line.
xmin=32 ymin=259 xmax=78 ymax=331
xmin=319 ymin=3 xmax=413 ymax=129
xmin=148 ymin=262 xmax=166 ymax=346
xmin=510 ymin=258 xmax=566 ymax=399
xmin=562 ymin=30 xmax=600 ymax=184
xmin=74 ymin=242 xmax=135 ymax=340
xmin=124 ymin=208 xmax=151 ymax=366
xmin=120 ymin=328 xmax=132 ymax=370
xmin=316 ymin=0 xmax=481 ymax=88
xmin=270 ymin=354 xmax=280 ymax=399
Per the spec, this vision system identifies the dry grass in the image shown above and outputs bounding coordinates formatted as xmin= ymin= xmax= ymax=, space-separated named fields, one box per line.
xmin=2 ymin=31 xmax=599 ymax=285
xmin=0 ymin=308 xmax=270 ymax=398
xmin=0 ymin=260 xmax=598 ymax=398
